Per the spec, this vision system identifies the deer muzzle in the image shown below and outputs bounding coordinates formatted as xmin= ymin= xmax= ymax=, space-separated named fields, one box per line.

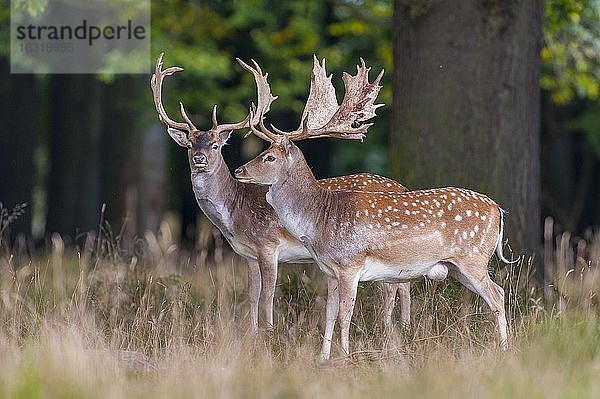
xmin=234 ymin=166 xmax=255 ymax=183
xmin=192 ymin=155 xmax=208 ymax=170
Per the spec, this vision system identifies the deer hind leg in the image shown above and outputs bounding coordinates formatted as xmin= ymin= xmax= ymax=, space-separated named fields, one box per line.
xmin=451 ymin=263 xmax=508 ymax=350
xmin=258 ymin=251 xmax=278 ymax=330
xmin=397 ymin=282 xmax=411 ymax=327
xmin=320 ymin=277 xmax=339 ymax=361
xmin=381 ymin=282 xmax=397 ymax=329
xmin=247 ymin=259 xmax=261 ymax=335
xmin=381 ymin=282 xmax=411 ymax=329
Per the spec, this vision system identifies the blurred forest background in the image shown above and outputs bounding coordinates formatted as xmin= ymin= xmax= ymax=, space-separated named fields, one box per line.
xmin=0 ymin=0 xmax=598 ymax=271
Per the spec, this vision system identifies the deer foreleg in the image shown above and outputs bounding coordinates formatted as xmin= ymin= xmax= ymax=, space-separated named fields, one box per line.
xmin=320 ymin=276 xmax=339 ymax=361
xmin=337 ymin=274 xmax=359 ymax=357
xmin=247 ymin=259 xmax=261 ymax=335
xmin=258 ymin=252 xmax=278 ymax=330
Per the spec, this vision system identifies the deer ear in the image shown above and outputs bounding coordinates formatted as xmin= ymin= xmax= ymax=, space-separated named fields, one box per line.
xmin=168 ymin=128 xmax=191 ymax=148
xmin=219 ymin=130 xmax=233 ymax=144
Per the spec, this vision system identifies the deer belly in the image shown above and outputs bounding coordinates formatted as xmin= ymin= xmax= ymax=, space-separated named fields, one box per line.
xmin=359 ymin=258 xmax=448 ymax=282
xmin=278 ymin=242 xmax=313 ymax=263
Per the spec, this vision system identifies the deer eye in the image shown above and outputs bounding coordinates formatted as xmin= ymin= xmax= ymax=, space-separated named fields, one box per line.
xmin=212 ymin=143 xmax=219 ymax=150
xmin=265 ymin=155 xmax=275 ymax=162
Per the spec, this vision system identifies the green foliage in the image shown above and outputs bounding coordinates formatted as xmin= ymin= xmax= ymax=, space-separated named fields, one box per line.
xmin=542 ymin=0 xmax=600 ymax=103
xmin=11 ymin=0 xmax=48 ymax=17
xmin=542 ymin=1 xmax=600 ymax=161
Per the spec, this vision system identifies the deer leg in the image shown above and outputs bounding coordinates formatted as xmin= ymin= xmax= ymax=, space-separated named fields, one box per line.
xmin=381 ymin=282 xmax=397 ymax=329
xmin=247 ymin=259 xmax=261 ymax=335
xmin=320 ymin=276 xmax=339 ymax=361
xmin=490 ymin=281 xmax=509 ymax=350
xmin=337 ymin=273 xmax=360 ymax=357
xmin=397 ymin=282 xmax=411 ymax=327
xmin=452 ymin=265 xmax=508 ymax=350
xmin=258 ymin=252 xmax=278 ymax=330
xmin=381 ymin=282 xmax=411 ymax=329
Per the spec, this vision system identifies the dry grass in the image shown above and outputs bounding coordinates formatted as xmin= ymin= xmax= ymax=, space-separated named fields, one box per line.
xmin=0 ymin=218 xmax=599 ymax=398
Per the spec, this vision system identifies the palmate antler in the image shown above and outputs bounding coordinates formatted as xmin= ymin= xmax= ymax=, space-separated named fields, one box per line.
xmin=150 ymin=53 xmax=277 ymax=135
xmin=250 ymin=55 xmax=384 ymax=142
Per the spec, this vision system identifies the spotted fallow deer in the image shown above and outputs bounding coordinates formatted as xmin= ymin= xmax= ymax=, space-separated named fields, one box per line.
xmin=150 ymin=53 xmax=411 ymax=335
xmin=234 ymin=58 xmax=513 ymax=360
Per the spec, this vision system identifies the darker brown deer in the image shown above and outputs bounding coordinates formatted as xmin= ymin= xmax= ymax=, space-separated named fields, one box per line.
xmin=235 ymin=58 xmax=513 ymax=360
xmin=151 ymin=54 xmax=410 ymax=335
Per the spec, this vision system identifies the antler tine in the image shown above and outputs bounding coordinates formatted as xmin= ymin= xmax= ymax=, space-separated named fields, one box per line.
xmin=179 ymin=102 xmax=196 ymax=128
xmin=150 ymin=53 xmax=197 ymax=132
xmin=270 ymin=56 xmax=384 ymax=142
xmin=210 ymin=104 xmax=252 ymax=133
xmin=211 ymin=105 xmax=219 ymax=131
xmin=209 ymin=58 xmax=277 ymax=135
xmin=235 ymin=58 xmax=278 ymax=129
xmin=246 ymin=108 xmax=278 ymax=142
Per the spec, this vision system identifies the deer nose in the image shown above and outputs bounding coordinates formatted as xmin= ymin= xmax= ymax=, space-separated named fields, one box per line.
xmin=234 ymin=166 xmax=245 ymax=177
xmin=192 ymin=155 xmax=207 ymax=165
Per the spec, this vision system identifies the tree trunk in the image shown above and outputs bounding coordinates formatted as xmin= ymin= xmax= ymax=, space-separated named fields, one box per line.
xmin=391 ymin=0 xmax=542 ymax=257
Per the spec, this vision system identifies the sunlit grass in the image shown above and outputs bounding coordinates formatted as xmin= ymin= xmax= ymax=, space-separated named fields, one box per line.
xmin=0 ymin=219 xmax=599 ymax=398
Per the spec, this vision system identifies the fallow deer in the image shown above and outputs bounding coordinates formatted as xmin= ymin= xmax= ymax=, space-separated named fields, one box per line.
xmin=234 ymin=58 xmax=513 ymax=360
xmin=150 ymin=54 xmax=411 ymax=335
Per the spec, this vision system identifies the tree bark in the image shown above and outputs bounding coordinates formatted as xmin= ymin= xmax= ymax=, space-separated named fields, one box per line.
xmin=391 ymin=0 xmax=542 ymax=256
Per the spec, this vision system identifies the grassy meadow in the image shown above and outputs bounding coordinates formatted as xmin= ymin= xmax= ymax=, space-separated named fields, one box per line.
xmin=0 ymin=215 xmax=599 ymax=398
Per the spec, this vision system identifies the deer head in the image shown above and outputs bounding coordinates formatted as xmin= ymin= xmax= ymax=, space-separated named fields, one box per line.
xmin=235 ymin=134 xmax=302 ymax=186
xmin=151 ymin=53 xmax=277 ymax=174
xmin=235 ymin=55 xmax=384 ymax=184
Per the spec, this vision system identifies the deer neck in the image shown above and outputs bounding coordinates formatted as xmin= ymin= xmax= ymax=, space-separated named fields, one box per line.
xmin=190 ymin=156 xmax=241 ymax=231
xmin=266 ymin=158 xmax=325 ymax=242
